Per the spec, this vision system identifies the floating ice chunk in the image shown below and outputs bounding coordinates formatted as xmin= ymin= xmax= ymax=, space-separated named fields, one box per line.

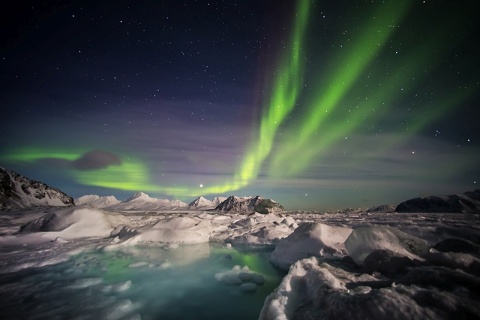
xmin=239 ymin=283 xmax=256 ymax=293
xmin=238 ymin=272 xmax=253 ymax=281
xmin=102 ymin=280 xmax=132 ymax=293
xmin=102 ymin=299 xmax=136 ymax=320
xmin=113 ymin=280 xmax=132 ymax=292
xmin=70 ymin=277 xmax=103 ymax=288
xmin=128 ymin=261 xmax=149 ymax=268
xmin=238 ymin=272 xmax=265 ymax=284
xmin=251 ymin=273 xmax=265 ymax=285
xmin=215 ymin=271 xmax=242 ymax=285
xmin=215 ymin=265 xmax=264 ymax=287
xmin=270 ymin=223 xmax=352 ymax=269
xmin=232 ymin=265 xmax=241 ymax=271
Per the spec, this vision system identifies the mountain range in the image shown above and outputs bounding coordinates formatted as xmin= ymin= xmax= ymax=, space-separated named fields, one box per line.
xmin=1 ymin=167 xmax=479 ymax=213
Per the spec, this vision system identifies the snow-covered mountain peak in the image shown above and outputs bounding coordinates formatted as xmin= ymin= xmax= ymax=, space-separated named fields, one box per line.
xmin=103 ymin=192 xmax=188 ymax=211
xmin=125 ymin=192 xmax=156 ymax=202
xmin=0 ymin=167 xmax=74 ymax=209
xmin=75 ymin=195 xmax=121 ymax=208
xmin=189 ymin=196 xmax=214 ymax=208
xmin=215 ymin=195 xmax=284 ymax=213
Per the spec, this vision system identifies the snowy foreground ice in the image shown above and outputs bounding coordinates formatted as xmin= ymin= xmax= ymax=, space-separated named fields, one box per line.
xmin=1 ymin=206 xmax=480 ymax=319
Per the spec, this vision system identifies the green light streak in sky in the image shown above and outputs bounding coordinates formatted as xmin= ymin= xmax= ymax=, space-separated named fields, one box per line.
xmin=2 ymin=0 xmax=477 ymax=197
xmin=231 ymin=0 xmax=311 ymax=183
xmin=269 ymin=0 xmax=415 ymax=176
xmin=1 ymin=0 xmax=312 ymax=197
xmin=3 ymin=148 xmax=79 ymax=162
xmin=270 ymin=28 xmax=461 ymax=176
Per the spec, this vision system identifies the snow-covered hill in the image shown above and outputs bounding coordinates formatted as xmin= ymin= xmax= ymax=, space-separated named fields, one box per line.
xmin=0 ymin=167 xmax=74 ymax=209
xmin=75 ymin=195 xmax=121 ymax=208
xmin=106 ymin=192 xmax=188 ymax=211
xmin=188 ymin=196 xmax=214 ymax=209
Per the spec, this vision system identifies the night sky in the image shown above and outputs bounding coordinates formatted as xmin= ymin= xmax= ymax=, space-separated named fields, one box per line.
xmin=1 ymin=0 xmax=479 ymax=210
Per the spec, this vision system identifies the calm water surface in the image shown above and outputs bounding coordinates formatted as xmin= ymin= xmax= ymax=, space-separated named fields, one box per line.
xmin=0 ymin=243 xmax=286 ymax=320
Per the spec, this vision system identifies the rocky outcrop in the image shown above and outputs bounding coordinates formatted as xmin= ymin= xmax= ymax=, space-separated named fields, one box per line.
xmin=215 ymin=195 xmax=284 ymax=214
xmin=366 ymin=204 xmax=396 ymax=213
xmin=396 ymin=190 xmax=480 ymax=213
xmin=0 ymin=167 xmax=74 ymax=209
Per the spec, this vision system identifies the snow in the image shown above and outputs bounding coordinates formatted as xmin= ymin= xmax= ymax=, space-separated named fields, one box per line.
xmin=105 ymin=192 xmax=188 ymax=211
xmin=18 ymin=207 xmax=114 ymax=240
xmin=345 ymin=225 xmax=430 ymax=265
xmin=75 ymin=194 xmax=121 ymax=208
xmin=215 ymin=264 xmax=265 ymax=293
xmin=260 ymin=255 xmax=480 ymax=320
xmin=1 ymin=199 xmax=480 ymax=319
xmin=188 ymin=196 xmax=214 ymax=208
xmin=270 ymin=223 xmax=352 ymax=269
xmin=0 ymin=167 xmax=73 ymax=208
xmin=123 ymin=216 xmax=212 ymax=244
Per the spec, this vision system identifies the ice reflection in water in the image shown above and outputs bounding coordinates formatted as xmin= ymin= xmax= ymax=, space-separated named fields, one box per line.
xmin=0 ymin=243 xmax=285 ymax=320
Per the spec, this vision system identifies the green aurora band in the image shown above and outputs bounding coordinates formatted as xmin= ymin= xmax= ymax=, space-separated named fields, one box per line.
xmin=269 ymin=2 xmax=476 ymax=177
xmin=2 ymin=0 xmax=477 ymax=197
xmin=1 ymin=0 xmax=313 ymax=196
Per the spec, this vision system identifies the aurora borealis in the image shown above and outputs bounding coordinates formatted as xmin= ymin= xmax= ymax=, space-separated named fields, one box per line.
xmin=1 ymin=0 xmax=479 ymax=209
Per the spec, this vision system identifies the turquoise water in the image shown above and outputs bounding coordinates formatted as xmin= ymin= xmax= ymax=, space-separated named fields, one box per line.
xmin=0 ymin=243 xmax=286 ymax=319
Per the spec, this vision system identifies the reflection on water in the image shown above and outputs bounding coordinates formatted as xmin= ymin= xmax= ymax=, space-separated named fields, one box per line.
xmin=0 ymin=243 xmax=286 ymax=320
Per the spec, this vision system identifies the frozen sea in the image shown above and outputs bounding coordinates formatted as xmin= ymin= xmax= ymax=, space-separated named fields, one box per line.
xmin=1 ymin=207 xmax=480 ymax=319
xmin=0 ymin=243 xmax=285 ymax=320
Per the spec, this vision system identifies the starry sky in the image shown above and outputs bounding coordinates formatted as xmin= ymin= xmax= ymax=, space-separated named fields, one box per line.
xmin=1 ymin=0 xmax=479 ymax=210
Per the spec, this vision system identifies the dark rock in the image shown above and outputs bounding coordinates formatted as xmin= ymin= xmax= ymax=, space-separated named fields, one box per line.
xmin=215 ymin=195 xmax=284 ymax=213
xmin=423 ymin=252 xmax=480 ymax=275
xmin=363 ymin=249 xmax=415 ymax=274
xmin=239 ymin=283 xmax=256 ymax=293
xmin=396 ymin=190 xmax=480 ymax=213
xmin=110 ymin=225 xmax=138 ymax=239
xmin=366 ymin=205 xmax=396 ymax=213
xmin=434 ymin=238 xmax=480 ymax=255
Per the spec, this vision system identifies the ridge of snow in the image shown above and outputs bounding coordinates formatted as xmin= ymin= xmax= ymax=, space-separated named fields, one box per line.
xmin=105 ymin=192 xmax=188 ymax=210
